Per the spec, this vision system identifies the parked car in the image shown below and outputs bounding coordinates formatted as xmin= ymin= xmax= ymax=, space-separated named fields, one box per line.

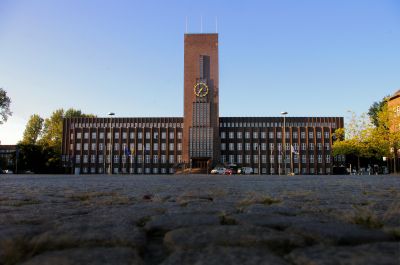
xmin=4 ymin=170 xmax=13 ymax=174
xmin=211 ymin=167 xmax=226 ymax=174
xmin=225 ymin=168 xmax=235 ymax=175
xmin=238 ymin=167 xmax=253 ymax=175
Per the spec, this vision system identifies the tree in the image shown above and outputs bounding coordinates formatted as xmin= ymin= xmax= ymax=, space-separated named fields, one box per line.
xmin=0 ymin=88 xmax=12 ymax=124
xmin=21 ymin=114 xmax=44 ymax=145
xmin=368 ymin=96 xmax=388 ymax=127
xmin=39 ymin=109 xmax=64 ymax=152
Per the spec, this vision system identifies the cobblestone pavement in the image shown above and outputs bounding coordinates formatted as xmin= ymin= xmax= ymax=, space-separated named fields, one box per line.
xmin=0 ymin=174 xmax=399 ymax=265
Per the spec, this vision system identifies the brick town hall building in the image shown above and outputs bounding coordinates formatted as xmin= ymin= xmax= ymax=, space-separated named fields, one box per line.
xmin=62 ymin=33 xmax=344 ymax=175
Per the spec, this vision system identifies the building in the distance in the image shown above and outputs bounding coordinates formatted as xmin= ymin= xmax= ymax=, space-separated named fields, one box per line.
xmin=0 ymin=145 xmax=16 ymax=172
xmin=62 ymin=33 xmax=344 ymax=175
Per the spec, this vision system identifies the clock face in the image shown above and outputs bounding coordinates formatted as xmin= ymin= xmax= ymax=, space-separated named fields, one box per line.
xmin=194 ymin=82 xmax=209 ymax=97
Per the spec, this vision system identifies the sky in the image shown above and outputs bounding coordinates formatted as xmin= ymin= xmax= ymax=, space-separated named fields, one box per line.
xmin=0 ymin=0 xmax=399 ymax=144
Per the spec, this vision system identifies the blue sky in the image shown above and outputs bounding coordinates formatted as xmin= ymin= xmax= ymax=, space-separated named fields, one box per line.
xmin=0 ymin=0 xmax=399 ymax=144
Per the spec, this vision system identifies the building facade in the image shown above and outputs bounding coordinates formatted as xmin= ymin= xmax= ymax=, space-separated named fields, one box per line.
xmin=61 ymin=33 xmax=344 ymax=174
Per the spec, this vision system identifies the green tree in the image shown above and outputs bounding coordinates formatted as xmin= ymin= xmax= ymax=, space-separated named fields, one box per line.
xmin=368 ymin=96 xmax=388 ymax=127
xmin=21 ymin=114 xmax=44 ymax=145
xmin=0 ymin=88 xmax=12 ymax=124
xmin=39 ymin=109 xmax=64 ymax=152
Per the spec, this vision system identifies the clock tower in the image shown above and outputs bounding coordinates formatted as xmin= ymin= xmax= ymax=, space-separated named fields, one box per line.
xmin=183 ymin=34 xmax=219 ymax=170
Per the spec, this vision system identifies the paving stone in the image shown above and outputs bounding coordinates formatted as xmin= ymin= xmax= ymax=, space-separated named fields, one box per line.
xmin=286 ymin=242 xmax=400 ymax=265
xmin=20 ymin=247 xmax=144 ymax=265
xmin=286 ymin=221 xmax=393 ymax=245
xmin=32 ymin=216 xmax=146 ymax=249
xmin=145 ymin=213 xmax=220 ymax=231
xmin=232 ymin=213 xmax=322 ymax=230
xmin=244 ymin=204 xmax=300 ymax=216
xmin=161 ymin=246 xmax=289 ymax=265
xmin=164 ymin=225 xmax=306 ymax=253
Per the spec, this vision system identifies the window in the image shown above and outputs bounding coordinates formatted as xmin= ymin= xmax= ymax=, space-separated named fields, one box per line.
xmin=76 ymin=143 xmax=81 ymax=151
xmin=153 ymin=155 xmax=158 ymax=163
xmin=229 ymin=143 xmax=235 ymax=151
xmin=154 ymin=132 xmax=158 ymax=139
xmin=169 ymin=132 xmax=174 ymax=139
xmin=161 ymin=155 xmax=166 ymax=163
xmin=325 ymin=132 xmax=330 ymax=139
xmin=301 ymin=132 xmax=305 ymax=139
xmin=145 ymin=143 xmax=150 ymax=151
xmin=318 ymin=155 xmax=323 ymax=163
xmin=77 ymin=132 xmax=82 ymax=139
xmin=245 ymin=143 xmax=251 ymax=151
xmin=309 ymin=132 xmax=314 ymax=139
xmin=161 ymin=132 xmax=166 ymax=139
xmin=91 ymin=132 xmax=97 ymax=139
xmin=113 ymin=155 xmax=119 ymax=163
xmin=245 ymin=132 xmax=250 ymax=139
xmin=114 ymin=143 xmax=119 ymax=151
xmin=83 ymin=143 xmax=88 ymax=151
xmin=221 ymin=132 xmax=226 ymax=139
xmin=245 ymin=155 xmax=251 ymax=163
xmin=229 ymin=155 xmax=235 ymax=163
xmin=229 ymin=132 xmax=234 ymax=139
xmin=76 ymin=155 xmax=81 ymax=163
xmin=137 ymin=155 xmax=143 ymax=163
xmin=137 ymin=143 xmax=143 ymax=151
xmin=270 ymin=156 xmax=274 ymax=163
xmin=237 ymin=143 xmax=242 ymax=151
xmin=269 ymin=132 xmax=274 ymax=139
xmin=83 ymin=155 xmax=88 ymax=163
xmin=145 ymin=132 xmax=150 ymax=139
xmin=326 ymin=155 xmax=331 ymax=163
xmin=294 ymin=155 xmax=298 ymax=163
xmin=253 ymin=143 xmax=258 ymax=150
xmin=302 ymin=155 xmax=306 ymax=163
xmin=220 ymin=155 xmax=226 ymax=163
xmin=253 ymin=132 xmax=258 ymax=139
xmin=293 ymin=132 xmax=298 ymax=139
xmin=317 ymin=143 xmax=322 ymax=150
xmin=177 ymin=155 xmax=182 ymax=163
xmin=115 ymin=132 xmax=119 ymax=139
xmin=278 ymin=155 xmax=282 ymax=163
xmin=317 ymin=132 xmax=322 ymax=139
xmin=122 ymin=132 xmax=127 ymax=139
xmin=99 ymin=132 xmax=104 ymax=139
xmin=161 ymin=143 xmax=166 ymax=151
xmin=169 ymin=143 xmax=174 ymax=151
xmin=84 ymin=132 xmax=89 ymax=139
xmin=138 ymin=132 xmax=142 ymax=139
xmin=262 ymin=155 xmax=266 ymax=163
xmin=221 ymin=143 xmax=226 ymax=150
xmin=98 ymin=155 xmax=103 ymax=163
xmin=309 ymin=143 xmax=314 ymax=150
xmin=237 ymin=132 xmax=242 ymax=138
xmin=325 ymin=143 xmax=330 ymax=150
xmin=261 ymin=132 xmax=266 ymax=139
xmin=145 ymin=155 xmax=151 ymax=163
xmin=277 ymin=132 xmax=282 ymax=139
xmin=130 ymin=132 xmax=135 ymax=139
xmin=177 ymin=143 xmax=182 ymax=151
xmin=261 ymin=143 xmax=266 ymax=151
xmin=237 ymin=155 xmax=242 ymax=164
xmin=301 ymin=143 xmax=306 ymax=150
xmin=277 ymin=143 xmax=282 ymax=151
xmin=91 ymin=143 xmax=96 ymax=150
xmin=310 ymin=155 xmax=314 ymax=163
xmin=269 ymin=143 xmax=274 ymax=150
xmin=177 ymin=132 xmax=182 ymax=139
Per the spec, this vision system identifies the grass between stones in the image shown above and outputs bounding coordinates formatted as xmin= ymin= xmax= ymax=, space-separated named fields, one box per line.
xmin=238 ymin=192 xmax=282 ymax=207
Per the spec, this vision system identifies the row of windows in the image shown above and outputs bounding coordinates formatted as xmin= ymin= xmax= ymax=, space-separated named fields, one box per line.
xmin=71 ymin=122 xmax=183 ymax=129
xmin=220 ymin=131 xmax=330 ymax=139
xmin=220 ymin=154 xmax=332 ymax=164
xmin=220 ymin=122 xmax=338 ymax=128
xmin=221 ymin=143 xmax=330 ymax=151
xmin=72 ymin=154 xmax=183 ymax=164
xmin=72 ymin=131 xmax=182 ymax=140
xmin=78 ymin=167 xmax=175 ymax=174
xmin=73 ymin=143 xmax=182 ymax=152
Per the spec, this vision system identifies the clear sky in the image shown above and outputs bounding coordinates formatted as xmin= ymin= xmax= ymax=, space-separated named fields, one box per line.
xmin=0 ymin=0 xmax=399 ymax=144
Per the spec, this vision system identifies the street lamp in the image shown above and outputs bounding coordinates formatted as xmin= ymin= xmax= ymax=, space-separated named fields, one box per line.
xmin=108 ymin=112 xmax=115 ymax=174
xmin=281 ymin=111 xmax=288 ymax=175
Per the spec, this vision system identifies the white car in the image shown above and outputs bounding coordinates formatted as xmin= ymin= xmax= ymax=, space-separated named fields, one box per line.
xmin=211 ymin=167 xmax=226 ymax=174
xmin=238 ymin=167 xmax=253 ymax=175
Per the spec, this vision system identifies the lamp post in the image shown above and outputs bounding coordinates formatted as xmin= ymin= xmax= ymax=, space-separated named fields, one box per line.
xmin=281 ymin=111 xmax=288 ymax=175
xmin=108 ymin=112 xmax=115 ymax=174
